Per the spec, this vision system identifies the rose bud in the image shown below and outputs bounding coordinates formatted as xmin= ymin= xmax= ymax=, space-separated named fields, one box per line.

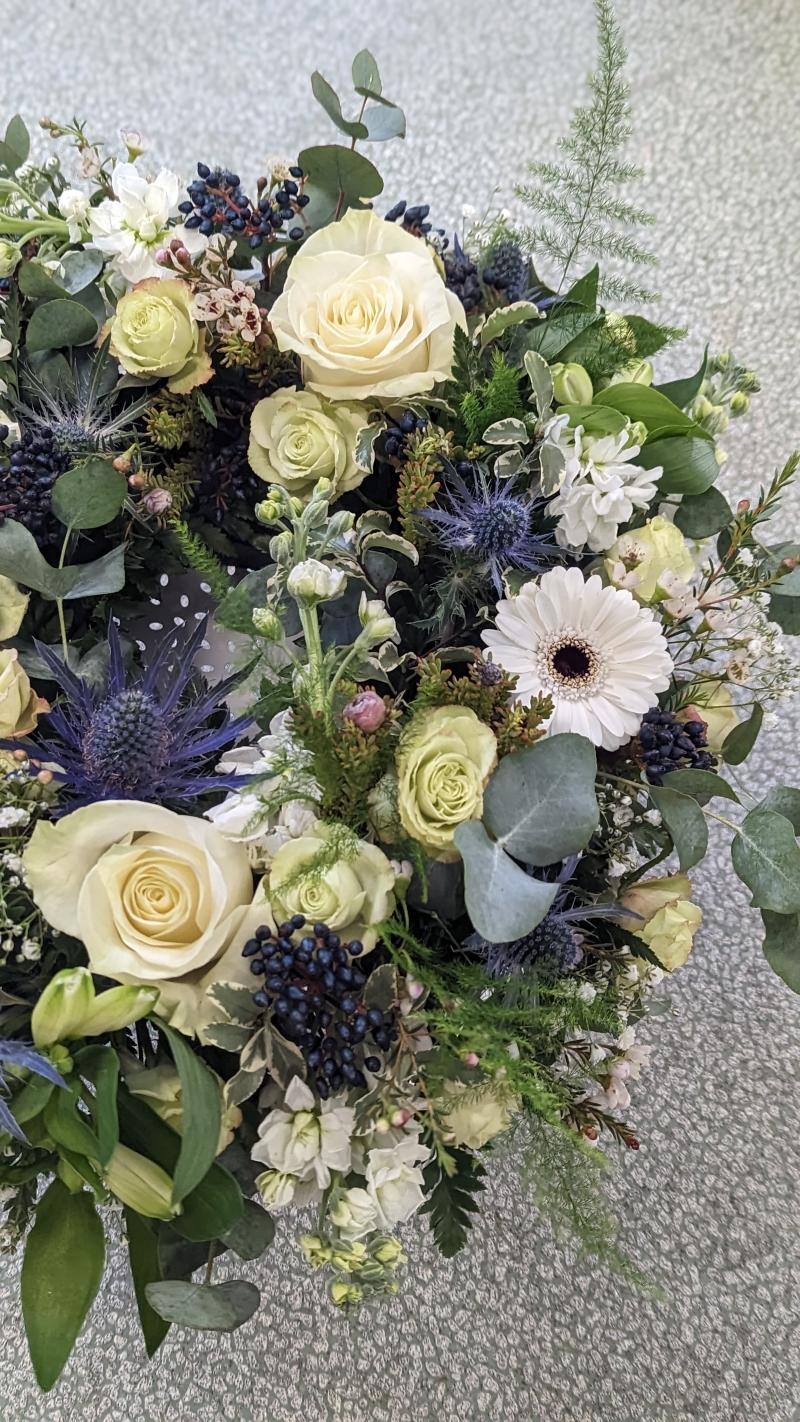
xmin=342 ymin=690 xmax=387 ymax=732
xmin=143 ymin=488 xmax=173 ymax=514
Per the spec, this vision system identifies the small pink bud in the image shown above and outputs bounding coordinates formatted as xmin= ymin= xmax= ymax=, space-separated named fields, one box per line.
xmin=155 ymin=249 xmax=170 ymax=266
xmin=36 ymin=769 xmax=53 ymax=784
xmin=391 ymin=1108 xmax=411 ymax=1128
xmin=342 ymin=690 xmax=386 ymax=732
xmin=113 ymin=453 xmax=132 ymax=473
xmin=737 ymin=498 xmax=750 ymax=512
xmin=127 ymin=474 xmax=146 ymax=489
xmin=143 ymin=488 xmax=173 ymax=514
xmin=406 ymin=978 xmax=424 ymax=1001
xmin=464 ymin=1052 xmax=479 ymax=1067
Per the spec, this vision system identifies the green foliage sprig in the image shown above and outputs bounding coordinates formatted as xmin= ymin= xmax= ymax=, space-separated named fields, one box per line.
xmin=412 ymin=655 xmax=552 ymax=754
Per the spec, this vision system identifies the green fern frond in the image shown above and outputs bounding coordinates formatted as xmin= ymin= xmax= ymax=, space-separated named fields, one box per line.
xmin=516 ymin=0 xmax=657 ymax=302
xmin=169 ymin=519 xmax=232 ymax=601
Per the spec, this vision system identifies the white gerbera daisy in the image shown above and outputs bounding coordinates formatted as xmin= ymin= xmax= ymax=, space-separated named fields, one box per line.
xmin=482 ymin=566 xmax=673 ymax=750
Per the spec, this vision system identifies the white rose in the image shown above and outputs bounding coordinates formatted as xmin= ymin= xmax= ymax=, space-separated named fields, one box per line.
xmin=205 ymin=790 xmax=267 ymax=841
xmin=248 ymin=387 xmax=371 ymax=501
xmin=287 ymin=558 xmax=346 ymax=605
xmin=329 ymin=1186 xmax=378 ymax=1241
xmin=364 ymin=1135 xmax=430 ymax=1229
xmin=57 ymin=188 xmax=91 ymax=242
xmin=23 ymin=800 xmax=273 ymax=1040
xmin=269 ymin=207 xmax=466 ymax=401
xmin=251 ymin=1076 xmax=355 ymax=1189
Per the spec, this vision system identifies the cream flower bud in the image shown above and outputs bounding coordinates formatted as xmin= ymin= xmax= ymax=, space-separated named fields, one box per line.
xmin=299 ymin=1233 xmax=333 ymax=1268
xmin=551 ymin=362 xmax=594 ymax=406
xmin=357 ymin=593 xmax=397 ymax=643
xmin=0 ymin=242 xmax=20 ymax=278
xmin=370 ymin=1235 xmax=406 ymax=1268
xmin=256 ymin=1170 xmax=297 ymax=1210
xmin=31 ymin=966 xmax=159 ymax=1046
xmin=57 ymin=188 xmax=91 ymax=240
xmin=252 ymin=605 xmax=284 ymax=640
xmin=287 ymin=558 xmax=346 ymax=606
xmin=104 ymin=1144 xmax=180 ymax=1220
xmin=330 ymin=1280 xmax=364 ymax=1308
xmin=329 ymin=1186 xmax=378 ymax=1241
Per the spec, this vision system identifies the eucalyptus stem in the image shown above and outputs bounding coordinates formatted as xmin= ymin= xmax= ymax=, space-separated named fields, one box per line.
xmin=203 ymin=1240 xmax=216 ymax=1286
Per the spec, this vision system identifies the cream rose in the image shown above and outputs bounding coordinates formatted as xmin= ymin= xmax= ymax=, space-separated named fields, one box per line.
xmin=268 ymin=821 xmax=395 ymax=952
xmin=104 ymin=277 xmax=212 ymax=393
xmin=0 ymin=648 xmax=49 ymax=738
xmin=23 ymin=801 xmax=273 ymax=1039
xmin=397 ymin=706 xmax=498 ymax=862
xmin=619 ymin=872 xmax=702 ymax=972
xmin=248 ymin=386 xmax=371 ymax=501
xmin=0 ymin=575 xmax=29 ymax=640
xmin=605 ymin=516 xmax=696 ymax=603
xmin=269 ymin=207 xmax=466 ymax=401
xmin=440 ymin=1081 xmax=516 ymax=1149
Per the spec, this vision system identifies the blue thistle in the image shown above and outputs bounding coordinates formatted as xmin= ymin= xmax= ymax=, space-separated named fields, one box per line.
xmin=26 ymin=618 xmax=253 ymax=813
xmin=420 ymin=461 xmax=559 ymax=593
xmin=466 ymin=865 xmax=625 ymax=978
xmin=0 ymin=1039 xmax=66 ymax=1142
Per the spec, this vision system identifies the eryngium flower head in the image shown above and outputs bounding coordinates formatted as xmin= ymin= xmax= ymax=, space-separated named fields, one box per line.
xmin=420 ymin=461 xmax=558 ymax=593
xmin=467 ymin=907 xmax=585 ymax=978
xmin=27 ymin=618 xmax=251 ymax=812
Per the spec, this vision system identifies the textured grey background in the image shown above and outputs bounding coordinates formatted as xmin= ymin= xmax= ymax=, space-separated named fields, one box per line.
xmin=1 ymin=1 xmax=800 ymax=1418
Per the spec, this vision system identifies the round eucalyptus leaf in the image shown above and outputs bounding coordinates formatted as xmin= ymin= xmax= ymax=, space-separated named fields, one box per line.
xmin=482 ymin=733 xmax=599 ymax=866
xmin=145 ymin=1279 xmax=260 ymax=1331
xmin=51 ymin=457 xmax=127 ymax=530
xmin=731 ymin=809 xmax=800 ymax=915
xmin=454 ymin=820 xmax=559 ymax=942
xmin=25 ymin=298 xmax=99 ymax=353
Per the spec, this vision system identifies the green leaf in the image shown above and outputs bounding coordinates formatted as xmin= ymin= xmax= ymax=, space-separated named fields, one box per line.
xmin=194 ymin=387 xmax=218 ymax=427
xmin=663 ymin=769 xmax=739 ymax=805
xmin=9 ymin=1074 xmax=57 ymax=1126
xmin=770 ymin=565 xmax=800 ymax=598
xmin=298 ymin=145 xmax=384 ymax=202
xmin=5 ymin=114 xmax=30 ymax=165
xmin=57 ymin=248 xmax=105 ymax=294
xmin=0 ymin=518 xmax=70 ymax=597
xmin=482 ymin=416 xmax=528 ymax=446
xmin=61 ymin=544 xmax=127 ymax=601
xmin=363 ymin=962 xmax=398 ymax=1013
xmin=157 ymin=1225 xmax=224 ymax=1280
xmin=362 ymin=101 xmax=405 ymax=143
xmin=352 ymin=49 xmax=381 ymax=93
xmin=482 ymin=733 xmax=599 ymax=865
xmin=454 ymin=820 xmax=559 ymax=942
xmin=310 ymin=73 xmax=369 ymax=139
xmin=51 ymin=457 xmax=127 ymax=531
xmin=221 ymin=1198 xmax=275 ymax=1261
xmin=480 ymin=302 xmax=542 ymax=349
xmin=731 ymin=810 xmax=800 ymax=913
xmin=721 ymin=701 xmax=763 ymax=765
xmin=159 ymin=1022 xmax=222 ymax=1205
xmin=43 ymin=1078 xmax=102 ymax=1160
xmin=760 ymin=909 xmax=800 ymax=994
xmin=21 ymin=1179 xmax=105 ymax=1391
xmin=636 ymin=436 xmax=719 ymax=496
xmin=647 ymin=785 xmax=708 ymax=871
xmin=769 ymin=592 xmax=800 ymax=635
xmin=204 ymin=981 xmax=260 ymax=1027
xmin=655 ymin=349 xmax=708 ymax=410
xmin=26 ymin=299 xmax=99 ymax=353
xmin=563 ymin=265 xmax=599 ymax=309
xmin=124 ymin=1208 xmax=171 ymax=1357
xmin=18 ymin=261 xmax=68 ymax=303
xmin=523 ymin=348 xmax=554 ymax=415
xmin=558 ymin=401 xmax=629 ymax=437
xmin=144 ymin=1279 xmax=260 ymax=1331
xmin=674 ymin=485 xmax=733 ymax=538
xmin=420 ymin=1147 xmax=486 ymax=1258
xmin=624 ymin=315 xmax=685 ymax=360
xmin=759 ymin=786 xmax=800 ymax=835
xmin=73 ymin=1046 xmax=119 ymax=1167
xmin=593 ymin=384 xmax=708 ymax=442
xmin=524 ymin=309 xmax=604 ymax=363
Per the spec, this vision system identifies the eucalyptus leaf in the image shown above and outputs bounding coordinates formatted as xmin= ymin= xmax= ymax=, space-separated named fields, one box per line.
xmin=407 ymin=857 xmax=465 ymax=920
xmin=362 ymin=100 xmax=406 ymax=142
xmin=760 ymin=909 xmax=800 ymax=994
xmin=730 ymin=809 xmax=800 ymax=914
xmin=663 ymin=769 xmax=739 ymax=805
xmin=18 ymin=261 xmax=68 ymax=303
xmin=769 ymin=593 xmax=800 ymax=635
xmin=21 ymin=1179 xmax=105 ymax=1391
xmin=221 ymin=1198 xmax=276 ymax=1261
xmin=51 ymin=457 xmax=127 ymax=531
xmin=298 ymin=145 xmax=383 ymax=203
xmin=57 ymin=248 xmax=105 ymax=294
xmin=4 ymin=114 xmax=30 ymax=165
xmin=647 ymin=785 xmax=708 ymax=871
xmin=759 ymin=786 xmax=800 ymax=835
xmin=26 ymin=299 xmax=98 ymax=353
xmin=524 ymin=348 xmax=554 ymax=416
xmin=310 ymin=72 xmax=369 ymax=139
xmin=352 ymin=49 xmax=381 ymax=93
xmin=482 ymin=733 xmax=599 ymax=866
xmin=145 ymin=1279 xmax=260 ymax=1331
xmin=721 ymin=701 xmax=763 ymax=765
xmin=454 ymin=821 xmax=559 ymax=942
xmin=770 ymin=565 xmax=800 ymax=598
xmin=674 ymin=485 xmax=733 ymax=538
xmin=636 ymin=437 xmax=719 ymax=496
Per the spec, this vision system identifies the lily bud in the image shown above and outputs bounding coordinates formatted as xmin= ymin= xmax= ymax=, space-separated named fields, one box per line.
xmin=287 ymin=558 xmax=346 ymax=606
xmin=31 ymin=967 xmax=158 ymax=1047
xmin=79 ymin=983 xmax=160 ymax=1037
xmin=104 ymin=1144 xmax=180 ymax=1220
xmin=551 ymin=361 xmax=593 ymax=406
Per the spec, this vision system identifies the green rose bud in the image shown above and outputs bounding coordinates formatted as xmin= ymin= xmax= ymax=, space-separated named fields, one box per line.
xmin=551 ymin=361 xmax=594 ymax=406
xmin=396 ymin=706 xmax=498 ymax=862
xmin=104 ymin=1143 xmax=180 ymax=1220
xmin=104 ymin=278 xmax=212 ymax=394
xmin=605 ymin=517 xmax=696 ymax=603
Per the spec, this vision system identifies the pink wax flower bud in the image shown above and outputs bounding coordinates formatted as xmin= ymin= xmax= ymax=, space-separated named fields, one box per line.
xmin=342 ymin=690 xmax=386 ymax=732
xmin=155 ymin=249 xmax=170 ymax=266
xmin=464 ymin=1052 xmax=479 ymax=1067
xmin=737 ymin=499 xmax=750 ymax=512
xmin=143 ymin=488 xmax=173 ymax=514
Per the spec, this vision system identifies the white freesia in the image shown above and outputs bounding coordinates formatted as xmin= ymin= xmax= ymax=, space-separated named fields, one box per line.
xmin=251 ymin=1075 xmax=355 ymax=1189
xmin=546 ymin=424 xmax=660 ymax=553
xmin=87 ymin=162 xmax=205 ymax=286
xmin=329 ymin=1186 xmax=379 ymax=1240
xmin=57 ymin=188 xmax=91 ymax=242
xmin=364 ymin=1134 xmax=431 ymax=1229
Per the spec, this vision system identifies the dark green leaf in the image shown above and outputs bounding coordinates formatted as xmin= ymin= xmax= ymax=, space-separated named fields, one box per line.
xmin=664 ymin=769 xmax=739 ymax=805
xmin=310 ymin=73 xmax=368 ymax=139
xmin=523 ymin=309 xmax=604 ymax=362
xmin=43 ymin=1079 xmax=102 ymax=1160
xmin=731 ymin=810 xmax=800 ymax=914
xmin=721 ymin=701 xmax=763 ymax=765
xmin=157 ymin=1224 xmax=225 ymax=1280
xmin=352 ymin=49 xmax=381 ymax=93
xmin=159 ymin=1022 xmax=222 ymax=1205
xmin=759 ymin=786 xmax=800 ymax=835
xmin=557 ymin=402 xmax=629 ymax=437
xmin=195 ymin=388 xmax=218 ymax=427
xmin=648 ymin=785 xmax=708 ymax=871
xmin=145 ymin=1278 xmax=260 ymax=1331
xmin=18 ymin=261 xmax=68 ymax=303
xmin=420 ymin=1147 xmax=486 ymax=1258
xmin=26 ymin=299 xmax=98 ymax=353
xmin=636 ymin=436 xmax=719 ymax=496
xmin=51 ymin=457 xmax=127 ymax=531
xmin=9 ymin=1074 xmax=57 ymax=1125
xmin=593 ymin=384 xmax=708 ymax=442
xmin=124 ymin=1208 xmax=171 ymax=1357
xmin=72 ymin=282 xmax=107 ymax=329
xmin=297 ymin=145 xmax=384 ymax=201
xmin=769 ymin=593 xmax=800 ymax=635
xmin=760 ymin=909 xmax=800 ymax=994
xmin=674 ymin=485 xmax=733 ymax=538
xmin=73 ymin=1045 xmax=119 ymax=1167
xmin=21 ymin=1179 xmax=105 ymax=1391
xmin=563 ymin=265 xmax=599 ymax=309
xmin=655 ymin=348 xmax=708 ymax=410
xmin=221 ymin=1198 xmax=275 ymax=1261
xmin=624 ymin=315 xmax=685 ymax=360
xmin=407 ymin=856 xmax=465 ymax=919
xmin=482 ymin=733 xmax=599 ymax=865
xmin=454 ymin=820 xmax=559 ymax=942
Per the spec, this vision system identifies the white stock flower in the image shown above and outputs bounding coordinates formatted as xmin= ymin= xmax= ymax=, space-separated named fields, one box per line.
xmin=57 ymin=188 xmax=91 ymax=242
xmin=251 ymin=1075 xmax=355 ymax=1189
xmin=287 ymin=558 xmax=346 ymax=605
xmin=546 ymin=424 xmax=660 ymax=553
xmin=256 ymin=1170 xmax=297 ymax=1210
xmin=364 ymin=1134 xmax=431 ymax=1229
xmin=329 ymin=1186 xmax=379 ymax=1240
xmin=88 ymin=162 xmax=205 ymax=286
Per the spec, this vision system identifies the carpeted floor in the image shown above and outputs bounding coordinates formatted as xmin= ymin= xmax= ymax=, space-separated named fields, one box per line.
xmin=1 ymin=2 xmax=799 ymax=1418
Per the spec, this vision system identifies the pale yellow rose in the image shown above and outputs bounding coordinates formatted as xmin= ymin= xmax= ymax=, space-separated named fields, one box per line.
xmin=605 ymin=517 xmax=695 ymax=603
xmin=0 ymin=575 xmax=29 ymax=640
xmin=121 ymin=1058 xmax=242 ymax=1154
xmin=105 ymin=277 xmax=212 ymax=393
xmin=268 ymin=821 xmax=395 ymax=953
xmin=23 ymin=801 xmax=274 ymax=1039
xmin=440 ymin=1081 xmax=517 ymax=1149
xmin=269 ymin=207 xmax=466 ymax=401
xmin=248 ymin=386 xmax=371 ymax=501
xmin=619 ymin=872 xmax=702 ymax=972
xmin=0 ymin=648 xmax=49 ymax=738
xmin=397 ymin=706 xmax=498 ymax=862
xmin=682 ymin=680 xmax=740 ymax=752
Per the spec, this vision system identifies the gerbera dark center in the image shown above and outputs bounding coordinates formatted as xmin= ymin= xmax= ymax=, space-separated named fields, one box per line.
xmin=83 ymin=689 xmax=172 ymax=795
xmin=552 ymin=642 xmax=592 ymax=680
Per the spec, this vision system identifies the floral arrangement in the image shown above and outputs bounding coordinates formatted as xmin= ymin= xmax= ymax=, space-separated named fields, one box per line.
xmin=0 ymin=3 xmax=799 ymax=1391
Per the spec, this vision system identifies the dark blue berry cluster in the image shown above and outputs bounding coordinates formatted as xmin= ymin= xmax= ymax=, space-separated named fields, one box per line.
xmin=443 ymin=235 xmax=482 ymax=313
xmin=0 ymin=426 xmax=71 ymax=543
xmin=384 ymin=200 xmax=438 ymax=238
xmin=180 ymin=164 xmax=309 ymax=250
xmin=243 ymin=917 xmax=397 ymax=1098
xmin=383 ymin=410 xmax=428 ymax=461
xmin=638 ymin=707 xmax=714 ymax=784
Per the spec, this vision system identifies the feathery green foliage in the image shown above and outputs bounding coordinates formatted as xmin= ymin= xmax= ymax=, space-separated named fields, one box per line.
xmin=420 ymin=1147 xmax=487 ymax=1257
xmin=461 ymin=350 xmax=525 ymax=445
xmin=169 ymin=519 xmax=232 ymax=601
xmin=516 ymin=0 xmax=656 ymax=302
